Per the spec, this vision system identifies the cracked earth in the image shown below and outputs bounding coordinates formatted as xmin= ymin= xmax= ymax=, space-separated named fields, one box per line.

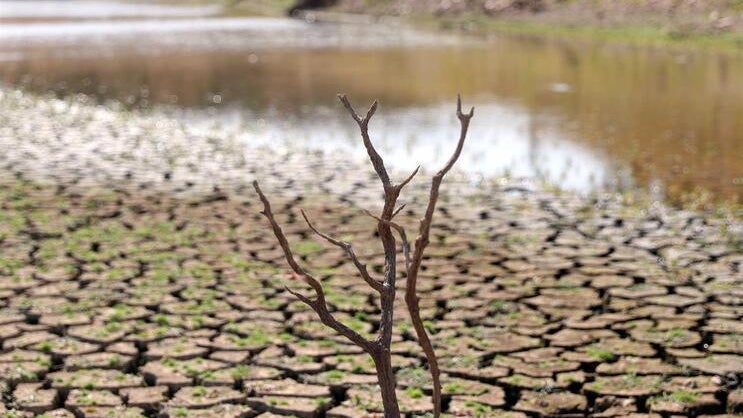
xmin=0 ymin=88 xmax=741 ymax=417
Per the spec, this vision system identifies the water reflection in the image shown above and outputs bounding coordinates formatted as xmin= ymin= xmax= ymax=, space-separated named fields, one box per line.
xmin=178 ymin=102 xmax=623 ymax=193
xmin=0 ymin=1 xmax=740 ymax=203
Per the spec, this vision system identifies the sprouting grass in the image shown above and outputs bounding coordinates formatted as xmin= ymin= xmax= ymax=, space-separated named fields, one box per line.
xmin=669 ymin=390 xmax=700 ymax=403
xmin=649 ymin=390 xmax=700 ymax=405
xmin=405 ymin=386 xmax=425 ymax=399
xmin=463 ymin=400 xmax=494 ymax=416
xmin=585 ymin=345 xmax=616 ymax=362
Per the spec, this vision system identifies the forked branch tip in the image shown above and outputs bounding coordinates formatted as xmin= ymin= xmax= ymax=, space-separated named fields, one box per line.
xmin=456 ymin=94 xmax=474 ymax=119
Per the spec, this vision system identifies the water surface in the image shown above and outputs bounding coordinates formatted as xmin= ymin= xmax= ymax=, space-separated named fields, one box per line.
xmin=1 ymin=0 xmax=740 ymax=203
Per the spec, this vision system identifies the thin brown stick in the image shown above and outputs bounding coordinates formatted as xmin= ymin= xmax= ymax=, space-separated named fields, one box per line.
xmin=300 ymin=209 xmax=384 ymax=293
xmin=397 ymin=165 xmax=420 ymax=192
xmin=337 ymin=94 xmax=391 ymax=190
xmin=253 ymin=181 xmax=374 ymax=352
xmin=362 ymin=209 xmax=412 ymax=273
xmin=405 ymin=95 xmax=474 ymax=418
xmin=337 ymin=95 xmax=401 ymax=415
xmin=391 ymin=203 xmax=407 ymax=219
xmin=254 ymin=94 xmax=472 ymax=418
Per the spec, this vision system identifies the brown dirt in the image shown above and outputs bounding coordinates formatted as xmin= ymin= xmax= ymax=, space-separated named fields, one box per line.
xmin=330 ymin=0 xmax=743 ymax=35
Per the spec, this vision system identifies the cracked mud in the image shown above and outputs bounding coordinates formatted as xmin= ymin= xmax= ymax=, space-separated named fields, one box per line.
xmin=0 ymin=89 xmax=741 ymax=417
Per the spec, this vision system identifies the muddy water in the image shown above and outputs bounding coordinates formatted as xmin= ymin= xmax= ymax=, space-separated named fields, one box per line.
xmin=0 ymin=1 xmax=741 ymax=204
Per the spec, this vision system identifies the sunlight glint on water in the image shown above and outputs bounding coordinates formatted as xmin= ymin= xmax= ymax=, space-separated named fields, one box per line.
xmin=0 ymin=0 xmax=740 ymax=203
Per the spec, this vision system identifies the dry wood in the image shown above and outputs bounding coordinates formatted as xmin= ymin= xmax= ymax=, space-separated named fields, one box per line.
xmin=253 ymin=181 xmax=374 ymax=352
xmin=254 ymin=94 xmax=473 ymax=417
xmin=404 ymin=95 xmax=474 ymax=417
xmin=301 ymin=209 xmax=384 ymax=293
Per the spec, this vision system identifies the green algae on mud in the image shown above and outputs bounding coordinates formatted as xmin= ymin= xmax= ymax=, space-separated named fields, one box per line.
xmin=0 ymin=174 xmax=742 ymax=415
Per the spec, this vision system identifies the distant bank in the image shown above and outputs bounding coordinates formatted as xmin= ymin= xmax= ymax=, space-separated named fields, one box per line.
xmin=245 ymin=0 xmax=743 ymax=49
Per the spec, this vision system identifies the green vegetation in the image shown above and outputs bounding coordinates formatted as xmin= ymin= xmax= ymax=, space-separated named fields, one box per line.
xmin=585 ymin=345 xmax=616 ymax=362
xmin=326 ymin=369 xmax=346 ymax=381
xmin=230 ymin=365 xmax=250 ymax=379
xmin=405 ymin=386 xmax=425 ymax=399
xmin=222 ymin=0 xmax=295 ymax=16
xmin=463 ymin=400 xmax=495 ymax=417
xmin=505 ymin=375 xmax=523 ymax=384
xmin=669 ymin=390 xmax=700 ymax=403
xmin=313 ymin=397 xmax=329 ymax=406
xmin=172 ymin=408 xmax=189 ymax=418
xmin=649 ymin=390 xmax=701 ymax=405
xmin=443 ymin=381 xmax=465 ymax=394
xmin=435 ymin=15 xmax=743 ymax=50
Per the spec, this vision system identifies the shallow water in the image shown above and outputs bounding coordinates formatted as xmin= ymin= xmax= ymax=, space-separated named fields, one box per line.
xmin=0 ymin=0 xmax=741 ymax=203
xmin=0 ymin=1 xmax=222 ymax=19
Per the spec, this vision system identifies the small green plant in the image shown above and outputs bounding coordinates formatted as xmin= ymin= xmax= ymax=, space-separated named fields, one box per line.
xmin=405 ymin=386 xmax=425 ymax=399
xmin=444 ymin=381 xmax=465 ymax=393
xmin=586 ymin=345 xmax=616 ymax=362
xmin=38 ymin=341 xmax=54 ymax=352
xmin=230 ymin=365 xmax=249 ymax=379
xmin=649 ymin=390 xmax=700 ymax=405
xmin=463 ymin=400 xmax=494 ymax=417
xmin=326 ymin=369 xmax=345 ymax=381
xmin=173 ymin=408 xmax=189 ymax=417
xmin=669 ymin=391 xmax=699 ymax=403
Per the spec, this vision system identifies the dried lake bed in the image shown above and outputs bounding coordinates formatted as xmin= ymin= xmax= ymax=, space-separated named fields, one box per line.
xmin=0 ymin=88 xmax=741 ymax=416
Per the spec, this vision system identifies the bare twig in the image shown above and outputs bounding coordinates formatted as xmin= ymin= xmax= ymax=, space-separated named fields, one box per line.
xmin=337 ymin=94 xmax=390 ymax=190
xmin=301 ymin=209 xmax=384 ymax=293
xmin=391 ymin=203 xmax=407 ymax=219
xmin=397 ymin=165 xmax=420 ymax=192
xmin=405 ymin=94 xmax=474 ymax=418
xmin=361 ymin=209 xmax=405 ymax=232
xmin=338 ymin=95 xmax=402 ymax=414
xmin=253 ymin=181 xmax=373 ymax=351
xmin=362 ymin=209 xmax=412 ymax=273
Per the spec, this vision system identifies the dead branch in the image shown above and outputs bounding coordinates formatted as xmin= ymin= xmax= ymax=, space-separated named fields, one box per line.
xmin=362 ymin=209 xmax=412 ymax=273
xmin=391 ymin=203 xmax=407 ymax=219
xmin=300 ymin=209 xmax=384 ymax=293
xmin=404 ymin=94 xmax=474 ymax=417
xmin=254 ymin=94 xmax=472 ymax=417
xmin=337 ymin=95 xmax=402 ymax=414
xmin=252 ymin=181 xmax=374 ymax=352
xmin=337 ymin=94 xmax=391 ymax=190
xmin=398 ymin=165 xmax=421 ymax=192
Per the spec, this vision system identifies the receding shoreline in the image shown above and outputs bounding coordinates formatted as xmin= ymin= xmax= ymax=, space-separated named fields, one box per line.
xmin=1 ymin=82 xmax=742 ymax=417
xmin=0 ymin=85 xmax=739 ymax=216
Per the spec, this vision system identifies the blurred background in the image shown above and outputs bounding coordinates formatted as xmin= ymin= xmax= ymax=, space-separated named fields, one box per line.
xmin=1 ymin=0 xmax=741 ymax=206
